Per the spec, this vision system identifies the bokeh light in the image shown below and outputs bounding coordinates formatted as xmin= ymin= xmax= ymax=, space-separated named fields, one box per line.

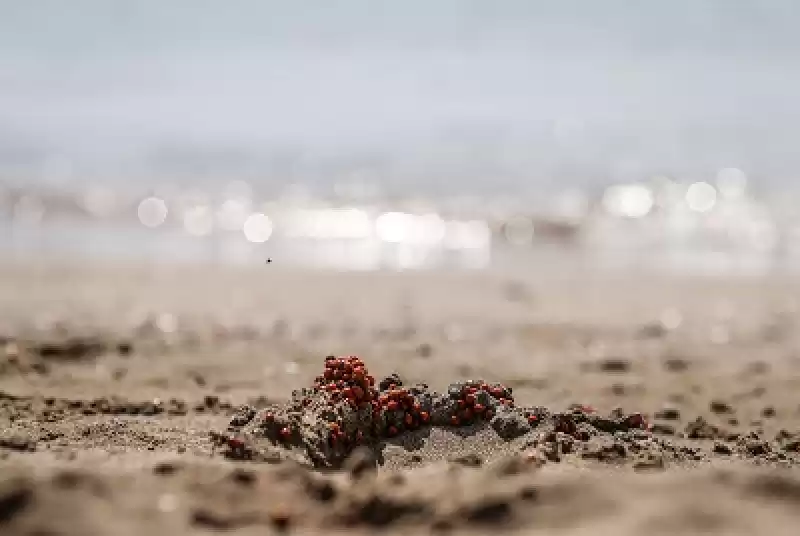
xmin=686 ymin=182 xmax=718 ymax=213
xmin=243 ymin=213 xmax=274 ymax=243
xmin=375 ymin=212 xmax=448 ymax=246
xmin=375 ymin=212 xmax=412 ymax=244
xmin=137 ymin=197 xmax=168 ymax=228
xmin=443 ymin=220 xmax=491 ymax=250
xmin=602 ymin=184 xmax=654 ymax=219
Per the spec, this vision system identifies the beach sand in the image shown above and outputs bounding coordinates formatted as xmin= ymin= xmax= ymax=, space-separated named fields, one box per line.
xmin=2 ymin=259 xmax=800 ymax=535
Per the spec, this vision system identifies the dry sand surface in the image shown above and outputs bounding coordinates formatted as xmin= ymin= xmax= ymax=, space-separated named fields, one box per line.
xmin=3 ymin=259 xmax=800 ymax=535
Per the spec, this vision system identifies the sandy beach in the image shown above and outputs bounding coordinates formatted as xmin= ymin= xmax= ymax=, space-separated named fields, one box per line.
xmin=2 ymin=259 xmax=800 ymax=535
xmin=5 ymin=1 xmax=800 ymax=533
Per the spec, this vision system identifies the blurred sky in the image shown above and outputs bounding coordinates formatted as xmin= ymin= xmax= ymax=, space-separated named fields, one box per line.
xmin=1 ymin=0 xmax=800 ymax=190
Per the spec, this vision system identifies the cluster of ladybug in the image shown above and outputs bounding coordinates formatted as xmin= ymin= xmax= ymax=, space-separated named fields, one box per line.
xmin=444 ymin=379 xmax=514 ymax=426
xmin=372 ymin=384 xmax=430 ymax=438
xmin=259 ymin=355 xmax=523 ymax=452
xmin=311 ymin=357 xmax=432 ymax=446
xmin=241 ymin=352 xmax=377 ymax=448
xmin=313 ymin=357 xmax=519 ymax=447
xmin=222 ymin=356 xmax=652 ymax=461
xmin=312 ymin=355 xmax=375 ymax=409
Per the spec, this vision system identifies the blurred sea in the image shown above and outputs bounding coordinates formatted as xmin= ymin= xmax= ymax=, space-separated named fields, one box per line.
xmin=1 ymin=175 xmax=799 ymax=277
xmin=3 ymin=1 xmax=800 ymax=275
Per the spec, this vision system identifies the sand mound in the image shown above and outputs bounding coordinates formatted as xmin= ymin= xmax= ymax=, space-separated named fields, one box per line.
xmin=209 ymin=355 xmax=661 ymax=469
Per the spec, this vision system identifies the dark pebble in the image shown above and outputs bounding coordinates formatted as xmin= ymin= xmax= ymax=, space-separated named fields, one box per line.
xmin=610 ymin=384 xmax=626 ymax=396
xmin=0 ymin=479 xmax=33 ymax=524
xmin=663 ymin=358 xmax=690 ymax=372
xmin=464 ymin=499 xmax=512 ymax=524
xmin=746 ymin=440 xmax=770 ymax=456
xmin=416 ymin=343 xmax=433 ymax=358
xmin=650 ymin=423 xmax=676 ymax=436
xmin=306 ymin=477 xmax=337 ymax=502
xmin=229 ymin=468 xmax=257 ymax=486
xmin=0 ymin=436 xmax=36 ymax=452
xmin=191 ymin=509 xmax=233 ymax=530
xmin=710 ymin=400 xmax=734 ymax=414
xmin=190 ymin=373 xmax=207 ymax=387
xmin=449 ymin=453 xmax=483 ymax=467
xmin=599 ymin=358 xmax=631 ymax=373
xmin=685 ymin=417 xmax=721 ymax=440
xmin=490 ymin=407 xmax=531 ymax=440
xmin=654 ymin=408 xmax=681 ymax=421
xmin=713 ymin=442 xmax=733 ymax=455
xmin=351 ymin=495 xmax=426 ymax=527
xmin=153 ymin=462 xmax=181 ymax=476
xmin=783 ymin=440 xmax=800 ymax=452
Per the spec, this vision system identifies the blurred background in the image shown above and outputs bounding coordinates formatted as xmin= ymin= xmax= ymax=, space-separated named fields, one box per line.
xmin=2 ymin=0 xmax=799 ymax=275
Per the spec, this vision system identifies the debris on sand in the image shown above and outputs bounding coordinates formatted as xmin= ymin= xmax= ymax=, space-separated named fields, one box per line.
xmin=213 ymin=355 xmax=651 ymax=468
xmin=0 ymin=334 xmax=134 ymax=376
